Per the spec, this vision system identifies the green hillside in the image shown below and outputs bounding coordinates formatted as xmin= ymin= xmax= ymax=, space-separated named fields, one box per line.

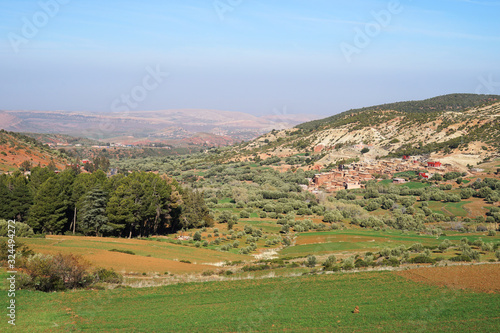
xmin=297 ymin=93 xmax=500 ymax=132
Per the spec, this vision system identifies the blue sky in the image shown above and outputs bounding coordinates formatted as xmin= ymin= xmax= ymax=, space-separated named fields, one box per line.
xmin=0 ymin=0 xmax=499 ymax=116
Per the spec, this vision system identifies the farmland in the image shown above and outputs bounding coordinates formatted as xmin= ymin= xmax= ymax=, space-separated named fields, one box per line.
xmin=1 ymin=266 xmax=499 ymax=332
xmin=2 ymin=116 xmax=500 ymax=331
xmin=21 ymin=235 xmax=250 ymax=274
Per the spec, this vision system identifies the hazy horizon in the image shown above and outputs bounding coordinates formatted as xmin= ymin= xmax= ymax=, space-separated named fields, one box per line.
xmin=1 ymin=0 xmax=499 ymax=117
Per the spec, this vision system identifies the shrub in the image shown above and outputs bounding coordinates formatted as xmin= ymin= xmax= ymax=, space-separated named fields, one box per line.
xmin=267 ymin=212 xmax=277 ymax=219
xmin=193 ymin=231 xmax=202 ymax=242
xmin=364 ymin=201 xmax=380 ymax=212
xmin=481 ymin=243 xmax=493 ymax=252
xmin=242 ymin=264 xmax=270 ymax=272
xmin=322 ymin=255 xmax=337 ymax=270
xmin=355 ymin=258 xmax=369 ymax=268
xmin=438 ymin=239 xmax=453 ymax=252
xmin=387 ymin=256 xmax=400 ymax=267
xmin=346 ymin=193 xmax=357 ymax=201
xmin=488 ymin=230 xmax=497 ymax=236
xmin=243 ymin=225 xmax=253 ymax=234
xmin=0 ymin=239 xmax=34 ymax=261
xmin=342 ymin=257 xmax=355 ymax=270
xmin=410 ymin=255 xmax=435 ymax=264
xmin=379 ymin=247 xmax=391 ymax=258
xmin=323 ymin=210 xmax=342 ymax=223
xmin=0 ymin=220 xmax=34 ymax=237
xmin=109 ymin=249 xmax=135 ymax=255
xmin=20 ymin=253 xmax=93 ymax=292
xmin=444 ymin=194 xmax=461 ymax=203
xmin=472 ymin=238 xmax=484 ymax=248
xmin=460 ymin=188 xmax=475 ymax=199
xmin=306 ymin=255 xmax=317 ymax=267
xmin=93 ymin=268 xmax=123 ymax=284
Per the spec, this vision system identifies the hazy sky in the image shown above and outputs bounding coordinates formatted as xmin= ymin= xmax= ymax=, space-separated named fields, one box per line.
xmin=1 ymin=0 xmax=499 ymax=117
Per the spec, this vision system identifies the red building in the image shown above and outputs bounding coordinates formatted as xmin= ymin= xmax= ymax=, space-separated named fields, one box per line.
xmin=419 ymin=172 xmax=430 ymax=179
xmin=427 ymin=161 xmax=442 ymax=167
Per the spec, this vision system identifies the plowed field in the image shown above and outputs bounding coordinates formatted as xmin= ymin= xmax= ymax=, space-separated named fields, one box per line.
xmin=23 ymin=235 xmax=250 ymax=274
xmin=396 ymin=264 xmax=500 ymax=293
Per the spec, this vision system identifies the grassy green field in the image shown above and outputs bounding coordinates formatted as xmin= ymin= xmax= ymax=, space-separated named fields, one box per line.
xmin=378 ymin=179 xmax=430 ymax=189
xmin=403 ymin=182 xmax=430 ymax=189
xmin=280 ymin=229 xmax=498 ymax=257
xmin=427 ymin=201 xmax=470 ymax=217
xmin=2 ymin=268 xmax=498 ymax=332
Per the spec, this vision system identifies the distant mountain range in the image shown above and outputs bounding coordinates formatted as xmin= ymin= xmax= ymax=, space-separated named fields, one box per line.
xmin=0 ymin=108 xmax=318 ymax=144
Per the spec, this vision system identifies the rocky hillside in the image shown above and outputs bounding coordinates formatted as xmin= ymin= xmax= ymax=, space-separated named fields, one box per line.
xmin=237 ymin=94 xmax=500 ymax=170
xmin=0 ymin=130 xmax=68 ymax=173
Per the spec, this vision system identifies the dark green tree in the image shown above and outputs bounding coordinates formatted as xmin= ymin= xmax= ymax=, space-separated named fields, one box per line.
xmin=80 ymin=186 xmax=110 ymax=236
xmin=179 ymin=190 xmax=214 ymax=231
xmin=28 ymin=177 xmax=68 ymax=234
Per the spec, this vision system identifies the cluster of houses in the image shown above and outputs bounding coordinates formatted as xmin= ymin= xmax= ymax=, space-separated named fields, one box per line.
xmin=48 ymin=142 xmax=128 ymax=148
xmin=309 ymin=157 xmax=453 ymax=193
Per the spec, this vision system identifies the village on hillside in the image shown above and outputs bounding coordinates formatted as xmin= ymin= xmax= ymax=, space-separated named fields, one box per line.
xmin=307 ymin=156 xmax=477 ymax=193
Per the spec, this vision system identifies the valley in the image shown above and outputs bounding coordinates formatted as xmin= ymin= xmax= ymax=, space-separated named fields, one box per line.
xmin=1 ymin=94 xmax=500 ymax=332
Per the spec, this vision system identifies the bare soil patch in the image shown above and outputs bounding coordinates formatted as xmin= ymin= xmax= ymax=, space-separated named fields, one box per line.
xmin=396 ymin=264 xmax=500 ymax=293
xmin=463 ymin=198 xmax=496 ymax=218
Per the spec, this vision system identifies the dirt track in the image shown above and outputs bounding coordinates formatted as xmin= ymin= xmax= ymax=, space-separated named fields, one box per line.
xmin=395 ymin=263 xmax=500 ymax=293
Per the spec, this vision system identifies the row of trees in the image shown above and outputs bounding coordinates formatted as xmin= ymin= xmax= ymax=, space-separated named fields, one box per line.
xmin=0 ymin=167 xmax=212 ymax=237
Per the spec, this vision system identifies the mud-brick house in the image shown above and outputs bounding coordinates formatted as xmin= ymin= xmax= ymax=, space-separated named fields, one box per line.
xmin=345 ymin=182 xmax=362 ymax=190
xmin=393 ymin=178 xmax=406 ymax=184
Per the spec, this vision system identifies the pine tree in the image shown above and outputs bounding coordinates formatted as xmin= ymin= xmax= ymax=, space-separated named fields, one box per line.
xmin=28 ymin=177 xmax=67 ymax=234
xmin=179 ymin=190 xmax=214 ymax=230
xmin=80 ymin=186 xmax=110 ymax=236
xmin=10 ymin=176 xmax=33 ymax=222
